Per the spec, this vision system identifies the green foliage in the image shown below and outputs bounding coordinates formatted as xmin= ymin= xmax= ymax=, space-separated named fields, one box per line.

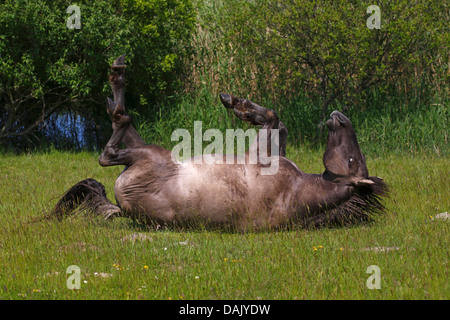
xmin=0 ymin=0 xmax=447 ymax=153
xmin=136 ymin=86 xmax=448 ymax=157
xmin=118 ymin=0 xmax=196 ymax=107
xmin=0 ymin=0 xmax=196 ymax=149
xmin=191 ymin=0 xmax=448 ymax=128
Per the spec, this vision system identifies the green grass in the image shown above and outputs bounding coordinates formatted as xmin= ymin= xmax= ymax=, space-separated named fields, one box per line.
xmin=0 ymin=149 xmax=448 ymax=299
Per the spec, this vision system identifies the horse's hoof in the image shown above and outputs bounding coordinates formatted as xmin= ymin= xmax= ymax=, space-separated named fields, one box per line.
xmin=112 ymin=113 xmax=131 ymax=129
xmin=220 ymin=93 xmax=234 ymax=109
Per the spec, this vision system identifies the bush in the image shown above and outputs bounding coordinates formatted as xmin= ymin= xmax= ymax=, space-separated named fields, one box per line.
xmin=191 ymin=0 xmax=448 ymax=137
xmin=0 ymin=0 xmax=196 ymax=150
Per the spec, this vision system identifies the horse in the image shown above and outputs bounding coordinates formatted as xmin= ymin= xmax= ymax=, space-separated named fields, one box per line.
xmin=51 ymin=55 xmax=388 ymax=230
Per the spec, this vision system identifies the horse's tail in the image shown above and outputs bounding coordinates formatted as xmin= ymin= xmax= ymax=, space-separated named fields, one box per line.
xmin=48 ymin=178 xmax=121 ymax=220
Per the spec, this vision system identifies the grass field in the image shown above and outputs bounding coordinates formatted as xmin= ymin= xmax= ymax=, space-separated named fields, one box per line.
xmin=0 ymin=148 xmax=448 ymax=300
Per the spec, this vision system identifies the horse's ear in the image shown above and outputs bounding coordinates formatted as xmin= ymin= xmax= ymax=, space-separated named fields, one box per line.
xmin=106 ymin=97 xmax=116 ymax=116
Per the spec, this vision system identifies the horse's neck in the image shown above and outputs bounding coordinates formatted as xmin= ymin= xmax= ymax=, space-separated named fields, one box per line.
xmin=293 ymin=173 xmax=354 ymax=212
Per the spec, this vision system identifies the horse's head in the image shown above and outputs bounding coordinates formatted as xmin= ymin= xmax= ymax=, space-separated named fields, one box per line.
xmin=322 ymin=111 xmax=373 ymax=186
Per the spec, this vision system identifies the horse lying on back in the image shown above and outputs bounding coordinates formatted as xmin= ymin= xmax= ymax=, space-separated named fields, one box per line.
xmin=51 ymin=55 xmax=388 ymax=230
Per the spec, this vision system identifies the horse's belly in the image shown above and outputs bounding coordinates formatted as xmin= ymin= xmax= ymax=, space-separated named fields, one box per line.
xmin=114 ymin=161 xmax=289 ymax=228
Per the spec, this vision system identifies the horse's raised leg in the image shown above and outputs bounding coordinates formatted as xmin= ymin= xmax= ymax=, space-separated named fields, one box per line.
xmin=106 ymin=55 xmax=146 ymax=149
xmin=50 ymin=55 xmax=148 ymax=221
xmin=99 ymin=55 xmax=144 ymax=167
xmin=98 ymin=98 xmax=135 ymax=167
xmin=219 ymin=93 xmax=287 ymax=158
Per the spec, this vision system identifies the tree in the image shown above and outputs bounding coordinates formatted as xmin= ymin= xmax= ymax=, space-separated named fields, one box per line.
xmin=0 ymin=0 xmax=195 ymax=149
xmin=119 ymin=0 xmax=196 ymax=109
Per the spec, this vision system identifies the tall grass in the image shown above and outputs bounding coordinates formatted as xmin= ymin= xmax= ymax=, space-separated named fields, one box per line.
xmin=133 ymin=86 xmax=448 ymax=157
xmin=140 ymin=0 xmax=448 ymax=157
xmin=351 ymin=90 xmax=448 ymax=155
